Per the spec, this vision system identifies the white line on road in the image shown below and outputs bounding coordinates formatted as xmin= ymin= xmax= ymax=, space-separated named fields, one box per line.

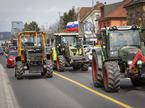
xmin=0 ymin=64 xmax=19 ymax=108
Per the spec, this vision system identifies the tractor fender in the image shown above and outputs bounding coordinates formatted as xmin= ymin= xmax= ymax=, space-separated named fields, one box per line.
xmin=92 ymin=47 xmax=103 ymax=69
xmin=52 ymin=47 xmax=57 ymax=61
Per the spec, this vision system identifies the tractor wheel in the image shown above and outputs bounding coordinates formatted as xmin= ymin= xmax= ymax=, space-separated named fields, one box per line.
xmin=53 ymin=62 xmax=57 ymax=70
xmin=43 ymin=61 xmax=53 ymax=78
xmin=92 ymin=52 xmax=103 ymax=88
xmin=131 ymin=77 xmax=145 ymax=86
xmin=103 ymin=61 xmax=120 ymax=92
xmin=81 ymin=64 xmax=89 ymax=71
xmin=56 ymin=55 xmax=65 ymax=72
xmin=15 ymin=61 xmax=24 ymax=80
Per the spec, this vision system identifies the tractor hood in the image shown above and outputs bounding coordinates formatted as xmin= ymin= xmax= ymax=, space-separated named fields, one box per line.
xmin=118 ymin=46 xmax=140 ymax=61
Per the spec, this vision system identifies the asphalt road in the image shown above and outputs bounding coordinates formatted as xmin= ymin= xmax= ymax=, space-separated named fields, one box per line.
xmin=1 ymin=55 xmax=145 ymax=108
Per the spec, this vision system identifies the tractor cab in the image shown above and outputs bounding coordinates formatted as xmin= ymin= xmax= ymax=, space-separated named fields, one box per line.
xmin=55 ymin=34 xmax=77 ymax=47
xmin=53 ymin=33 xmax=84 ymax=57
xmin=52 ymin=32 xmax=89 ymax=72
xmin=15 ymin=31 xmax=53 ymax=79
xmin=100 ymin=26 xmax=142 ymax=59
xmin=92 ymin=26 xmax=145 ymax=92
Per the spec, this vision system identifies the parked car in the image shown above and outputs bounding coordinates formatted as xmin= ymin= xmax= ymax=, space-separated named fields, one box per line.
xmin=83 ymin=44 xmax=92 ymax=53
xmin=0 ymin=47 xmax=4 ymax=55
xmin=9 ymin=46 xmax=17 ymax=50
xmin=83 ymin=44 xmax=94 ymax=64
xmin=6 ymin=50 xmax=18 ymax=68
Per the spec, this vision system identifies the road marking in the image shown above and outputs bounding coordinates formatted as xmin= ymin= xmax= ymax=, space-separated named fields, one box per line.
xmin=54 ymin=72 xmax=132 ymax=108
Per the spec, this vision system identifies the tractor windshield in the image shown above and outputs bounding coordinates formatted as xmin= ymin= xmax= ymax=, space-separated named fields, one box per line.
xmin=109 ymin=30 xmax=140 ymax=51
xmin=22 ymin=35 xmax=43 ymax=47
xmin=61 ymin=36 xmax=77 ymax=47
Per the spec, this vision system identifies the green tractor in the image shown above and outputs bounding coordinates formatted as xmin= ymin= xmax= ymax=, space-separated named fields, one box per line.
xmin=52 ymin=33 xmax=89 ymax=71
xmin=92 ymin=26 xmax=145 ymax=92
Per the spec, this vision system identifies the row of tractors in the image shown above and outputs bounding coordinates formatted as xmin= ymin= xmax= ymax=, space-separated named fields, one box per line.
xmin=14 ymin=32 xmax=89 ymax=80
xmin=14 ymin=25 xmax=145 ymax=92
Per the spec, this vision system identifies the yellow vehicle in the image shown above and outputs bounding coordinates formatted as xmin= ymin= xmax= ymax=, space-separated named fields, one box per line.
xmin=52 ymin=33 xmax=89 ymax=71
xmin=15 ymin=31 xmax=53 ymax=79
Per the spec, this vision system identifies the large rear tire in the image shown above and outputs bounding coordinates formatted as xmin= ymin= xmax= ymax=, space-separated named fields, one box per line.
xmin=103 ymin=61 xmax=120 ymax=92
xmin=15 ymin=61 xmax=24 ymax=80
xmin=43 ymin=60 xmax=53 ymax=78
xmin=56 ymin=55 xmax=65 ymax=72
xmin=92 ymin=52 xmax=103 ymax=88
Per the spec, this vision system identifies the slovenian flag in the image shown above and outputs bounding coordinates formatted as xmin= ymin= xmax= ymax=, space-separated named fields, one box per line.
xmin=65 ymin=21 xmax=79 ymax=32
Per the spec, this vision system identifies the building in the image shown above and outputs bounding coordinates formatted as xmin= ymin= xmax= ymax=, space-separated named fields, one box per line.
xmin=98 ymin=0 xmax=131 ymax=31
xmin=11 ymin=21 xmax=24 ymax=35
xmin=125 ymin=0 xmax=145 ymax=27
xmin=78 ymin=2 xmax=103 ymax=40
xmin=125 ymin=0 xmax=145 ymax=41
xmin=78 ymin=7 xmax=92 ymax=37
xmin=0 ymin=32 xmax=11 ymax=40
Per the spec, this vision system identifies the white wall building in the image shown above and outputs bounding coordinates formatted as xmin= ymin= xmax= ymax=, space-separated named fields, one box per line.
xmin=83 ymin=9 xmax=100 ymax=38
xmin=78 ymin=2 xmax=102 ymax=40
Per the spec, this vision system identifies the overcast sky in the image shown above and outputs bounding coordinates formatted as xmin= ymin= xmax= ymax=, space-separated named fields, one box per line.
xmin=0 ymin=0 xmax=121 ymax=32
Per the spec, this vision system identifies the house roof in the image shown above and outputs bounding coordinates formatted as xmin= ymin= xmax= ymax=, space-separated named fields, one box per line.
xmin=104 ymin=2 xmax=122 ymax=17
xmin=125 ymin=0 xmax=145 ymax=8
xmin=79 ymin=7 xmax=92 ymax=21
xmin=100 ymin=0 xmax=131 ymax=20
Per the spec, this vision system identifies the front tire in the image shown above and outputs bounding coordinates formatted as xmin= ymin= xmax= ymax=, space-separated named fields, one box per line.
xmin=15 ymin=61 xmax=24 ymax=80
xmin=56 ymin=55 xmax=65 ymax=72
xmin=103 ymin=61 xmax=120 ymax=92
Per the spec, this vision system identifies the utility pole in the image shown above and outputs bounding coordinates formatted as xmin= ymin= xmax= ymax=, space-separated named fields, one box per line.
xmin=58 ymin=12 xmax=61 ymax=33
xmin=92 ymin=0 xmax=94 ymax=7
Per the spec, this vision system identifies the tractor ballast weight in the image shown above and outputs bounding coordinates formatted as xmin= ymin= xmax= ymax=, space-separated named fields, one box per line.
xmin=92 ymin=26 xmax=145 ymax=92
xmin=52 ymin=33 xmax=89 ymax=71
xmin=15 ymin=31 xmax=53 ymax=79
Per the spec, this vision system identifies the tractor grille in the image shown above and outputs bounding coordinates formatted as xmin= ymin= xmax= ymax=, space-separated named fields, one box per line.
xmin=29 ymin=53 xmax=43 ymax=61
xmin=27 ymin=48 xmax=43 ymax=62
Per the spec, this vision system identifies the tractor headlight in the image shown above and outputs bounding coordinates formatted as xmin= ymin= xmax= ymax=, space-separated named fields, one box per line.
xmin=110 ymin=51 xmax=118 ymax=57
xmin=128 ymin=61 xmax=132 ymax=65
xmin=137 ymin=60 xmax=143 ymax=65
